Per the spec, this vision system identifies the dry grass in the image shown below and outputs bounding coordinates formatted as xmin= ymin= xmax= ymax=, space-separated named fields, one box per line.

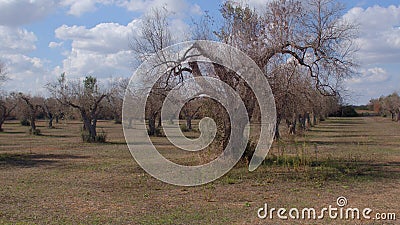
xmin=0 ymin=117 xmax=399 ymax=224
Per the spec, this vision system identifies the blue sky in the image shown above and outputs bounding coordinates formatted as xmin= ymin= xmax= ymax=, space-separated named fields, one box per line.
xmin=0 ymin=0 xmax=399 ymax=105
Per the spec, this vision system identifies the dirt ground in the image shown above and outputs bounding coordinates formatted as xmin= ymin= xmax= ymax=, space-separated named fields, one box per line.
xmin=0 ymin=117 xmax=399 ymax=224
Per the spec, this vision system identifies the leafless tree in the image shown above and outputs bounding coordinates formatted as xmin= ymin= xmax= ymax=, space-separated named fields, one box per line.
xmin=42 ymin=97 xmax=65 ymax=128
xmin=0 ymin=62 xmax=16 ymax=132
xmin=128 ymin=0 xmax=357 ymax=160
xmin=130 ymin=7 xmax=189 ymax=135
xmin=180 ymin=98 xmax=203 ymax=131
xmin=208 ymin=0 xmax=357 ymax=141
xmin=47 ymin=73 xmax=110 ymax=142
xmin=0 ymin=92 xmax=18 ymax=132
xmin=19 ymin=93 xmax=44 ymax=135
xmin=107 ymin=78 xmax=129 ymax=124
xmin=216 ymin=0 xmax=357 ymax=94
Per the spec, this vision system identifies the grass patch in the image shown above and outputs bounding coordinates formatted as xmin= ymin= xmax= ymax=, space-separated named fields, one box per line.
xmin=0 ymin=117 xmax=399 ymax=224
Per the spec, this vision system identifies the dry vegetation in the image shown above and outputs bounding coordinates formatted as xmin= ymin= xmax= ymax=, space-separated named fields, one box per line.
xmin=0 ymin=116 xmax=399 ymax=224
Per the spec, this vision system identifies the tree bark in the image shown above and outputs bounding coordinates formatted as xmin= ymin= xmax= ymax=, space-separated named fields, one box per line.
xmin=81 ymin=112 xmax=97 ymax=142
xmin=148 ymin=115 xmax=156 ymax=136
xmin=0 ymin=118 xmax=5 ymax=132
xmin=29 ymin=115 xmax=37 ymax=134
xmin=274 ymin=117 xmax=281 ymax=140
xmin=158 ymin=114 xmax=162 ymax=128
xmin=0 ymin=107 xmax=6 ymax=132
xmin=186 ymin=116 xmax=192 ymax=131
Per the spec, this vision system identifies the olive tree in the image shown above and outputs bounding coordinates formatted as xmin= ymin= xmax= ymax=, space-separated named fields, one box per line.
xmin=0 ymin=93 xmax=18 ymax=132
xmin=47 ymin=73 xmax=110 ymax=142
xmin=19 ymin=94 xmax=44 ymax=135
xmin=0 ymin=62 xmax=17 ymax=132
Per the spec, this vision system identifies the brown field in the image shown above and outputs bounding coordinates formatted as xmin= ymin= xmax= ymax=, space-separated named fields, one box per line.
xmin=0 ymin=117 xmax=399 ymax=224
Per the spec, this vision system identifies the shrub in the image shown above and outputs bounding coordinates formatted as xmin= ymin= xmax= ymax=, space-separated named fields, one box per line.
xmin=20 ymin=119 xmax=30 ymax=126
xmin=95 ymin=130 xmax=107 ymax=143
xmin=147 ymin=127 xmax=164 ymax=137
xmin=81 ymin=129 xmax=107 ymax=143
xmin=29 ymin=128 xmax=41 ymax=135
xmin=180 ymin=124 xmax=190 ymax=132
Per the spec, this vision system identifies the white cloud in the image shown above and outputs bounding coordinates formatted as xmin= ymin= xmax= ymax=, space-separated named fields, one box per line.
xmin=55 ymin=20 xmax=140 ymax=53
xmin=190 ymin=4 xmax=203 ymax=16
xmin=49 ymin=42 xmax=64 ymax=48
xmin=343 ymin=5 xmax=400 ymax=64
xmin=347 ymin=67 xmax=390 ymax=84
xmin=53 ymin=20 xmax=141 ymax=79
xmin=0 ymin=26 xmax=37 ymax=53
xmin=344 ymin=67 xmax=395 ymax=105
xmin=60 ymin=0 xmax=114 ymax=16
xmin=118 ymin=0 xmax=198 ymax=16
xmin=0 ymin=0 xmax=56 ymax=26
xmin=1 ymin=54 xmax=50 ymax=94
xmin=0 ymin=24 xmax=49 ymax=93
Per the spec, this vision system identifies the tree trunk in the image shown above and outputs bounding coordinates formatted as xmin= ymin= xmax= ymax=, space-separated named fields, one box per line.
xmin=47 ymin=112 xmax=54 ymax=128
xmin=274 ymin=117 xmax=281 ymax=140
xmin=304 ymin=112 xmax=310 ymax=129
xmin=0 ymin=118 xmax=5 ymax=132
xmin=397 ymin=109 xmax=400 ymax=122
xmin=148 ymin=115 xmax=156 ymax=136
xmin=0 ymin=109 xmax=5 ymax=132
xmin=158 ymin=114 xmax=162 ymax=128
xmin=89 ymin=121 xmax=97 ymax=141
xmin=30 ymin=116 xmax=37 ymax=134
xmin=114 ymin=113 xmax=122 ymax=124
xmin=48 ymin=117 xmax=54 ymax=128
xmin=186 ymin=116 xmax=192 ymax=131
xmin=313 ymin=113 xmax=317 ymax=126
xmin=287 ymin=115 xmax=297 ymax=135
xmin=298 ymin=114 xmax=305 ymax=131
xmin=81 ymin=113 xmax=97 ymax=142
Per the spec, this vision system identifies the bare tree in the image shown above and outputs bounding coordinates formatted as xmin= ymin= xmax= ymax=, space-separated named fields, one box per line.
xmin=216 ymin=0 xmax=357 ymax=95
xmin=106 ymin=78 xmax=129 ymax=124
xmin=127 ymin=0 xmax=357 ymax=162
xmin=42 ymin=97 xmax=65 ymax=128
xmin=207 ymin=0 xmax=357 ymax=141
xmin=130 ymin=7 xmax=183 ymax=136
xmin=0 ymin=62 xmax=15 ymax=132
xmin=47 ymin=73 xmax=110 ymax=142
xmin=180 ymin=98 xmax=203 ymax=131
xmin=0 ymin=93 xmax=17 ymax=132
xmin=130 ymin=7 xmax=173 ymax=62
xmin=19 ymin=94 xmax=44 ymax=135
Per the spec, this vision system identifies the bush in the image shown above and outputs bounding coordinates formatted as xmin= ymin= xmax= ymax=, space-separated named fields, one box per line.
xmin=29 ymin=128 xmax=41 ymax=135
xmin=330 ymin=106 xmax=359 ymax=117
xmin=147 ymin=127 xmax=164 ymax=137
xmin=95 ymin=130 xmax=107 ymax=143
xmin=81 ymin=129 xmax=107 ymax=143
xmin=20 ymin=119 xmax=30 ymax=126
xmin=180 ymin=124 xmax=190 ymax=132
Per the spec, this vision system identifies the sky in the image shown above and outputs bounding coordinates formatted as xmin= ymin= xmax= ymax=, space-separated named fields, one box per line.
xmin=0 ymin=0 xmax=399 ymax=105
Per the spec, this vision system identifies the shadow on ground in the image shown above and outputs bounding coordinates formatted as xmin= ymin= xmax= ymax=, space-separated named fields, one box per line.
xmin=0 ymin=153 xmax=90 ymax=167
